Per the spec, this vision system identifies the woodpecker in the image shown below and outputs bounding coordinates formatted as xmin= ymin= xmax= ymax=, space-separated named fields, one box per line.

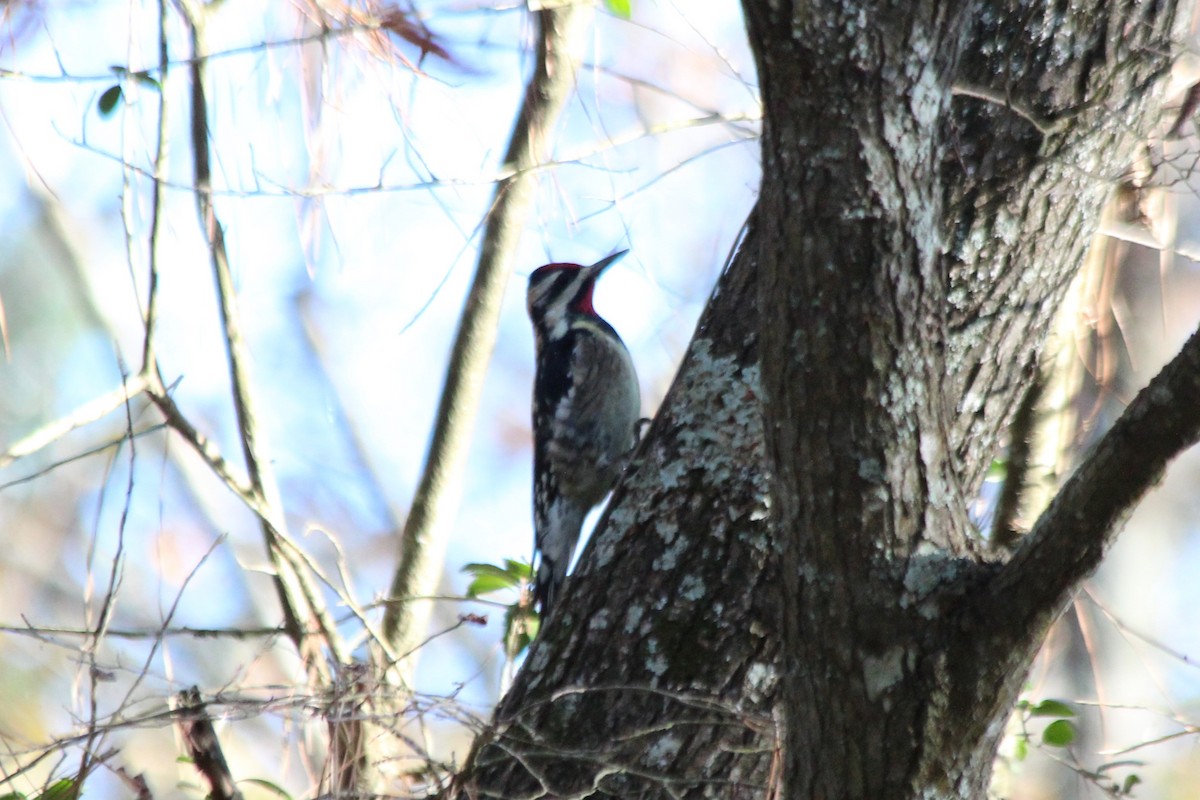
xmin=527 ymin=251 xmax=640 ymax=618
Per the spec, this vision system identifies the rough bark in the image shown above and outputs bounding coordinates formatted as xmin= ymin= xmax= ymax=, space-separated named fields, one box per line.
xmin=445 ymin=2 xmax=1193 ymax=799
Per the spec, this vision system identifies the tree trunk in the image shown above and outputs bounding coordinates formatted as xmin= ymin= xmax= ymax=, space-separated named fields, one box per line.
xmin=446 ymin=2 xmax=1196 ymax=798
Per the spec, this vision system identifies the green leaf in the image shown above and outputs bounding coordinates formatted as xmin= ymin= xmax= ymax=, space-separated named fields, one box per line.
xmin=604 ymin=0 xmax=632 ymax=18
xmin=466 ymin=573 xmax=514 ymax=597
xmin=240 ymin=777 xmax=294 ymax=799
xmin=462 ymin=562 xmax=513 ymax=579
xmin=503 ymin=558 xmax=532 ymax=579
xmin=1041 ymin=719 xmax=1077 ymax=747
xmin=462 ymin=562 xmax=520 ymax=597
xmin=527 ymin=612 xmax=540 ymax=641
xmin=0 ymin=792 xmax=28 ymax=800
xmin=1029 ymin=699 xmax=1076 ymax=718
xmin=35 ymin=780 xmax=78 ymax=800
xmin=98 ymin=85 xmax=123 ymax=117
xmin=986 ymin=458 xmax=1007 ymax=479
xmin=1013 ymin=736 xmax=1028 ymax=762
xmin=129 ymin=70 xmax=161 ymax=91
xmin=110 ymin=65 xmax=160 ymax=91
xmin=1121 ymin=774 xmax=1141 ymax=795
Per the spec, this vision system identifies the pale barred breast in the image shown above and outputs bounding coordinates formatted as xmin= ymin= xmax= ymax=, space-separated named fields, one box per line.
xmin=545 ymin=319 xmax=640 ymax=506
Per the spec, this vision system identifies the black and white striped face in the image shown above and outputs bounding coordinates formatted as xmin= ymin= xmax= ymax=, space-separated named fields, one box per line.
xmin=526 ymin=251 xmax=628 ymax=340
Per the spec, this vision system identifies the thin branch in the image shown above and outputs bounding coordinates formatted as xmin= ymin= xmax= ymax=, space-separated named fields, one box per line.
xmin=1 ymin=421 xmax=162 ymax=491
xmin=0 ymin=623 xmax=286 ymax=639
xmin=75 ymin=375 xmax=139 ymax=795
xmin=295 ymin=294 xmax=404 ymax=525
xmin=950 ymin=81 xmax=1069 ymax=137
xmin=141 ymin=383 xmax=256 ymax=503
xmin=381 ymin=4 xmax=591 ymax=662
xmin=142 ymin=0 xmax=170 ymax=372
xmin=0 ymin=15 xmax=423 ymax=85
xmin=0 ymin=374 xmax=149 ymax=469
xmin=177 ymin=0 xmax=344 ymax=675
xmin=988 ymin=321 xmax=1200 ymax=635
xmin=63 ymin=107 xmax=758 ymax=201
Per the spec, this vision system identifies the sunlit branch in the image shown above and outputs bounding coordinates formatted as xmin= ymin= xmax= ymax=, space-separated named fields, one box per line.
xmin=141 ymin=0 xmax=171 ymax=373
xmin=0 ymin=374 xmax=150 ymax=470
xmin=0 ymin=623 xmax=288 ymax=640
xmin=0 ymin=424 xmax=167 ymax=491
xmin=76 ymin=372 xmax=140 ymax=791
xmin=178 ymin=0 xmax=344 ymax=676
xmin=380 ymin=5 xmax=592 ymax=665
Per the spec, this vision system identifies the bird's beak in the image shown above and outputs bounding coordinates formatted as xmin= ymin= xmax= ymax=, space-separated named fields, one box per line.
xmin=581 ymin=249 xmax=629 ymax=282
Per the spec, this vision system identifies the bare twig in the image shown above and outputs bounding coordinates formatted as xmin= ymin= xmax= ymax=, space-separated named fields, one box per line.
xmin=0 ymin=623 xmax=287 ymax=640
xmin=65 ymin=107 xmax=758 ymax=201
xmin=75 ymin=374 xmax=140 ymax=795
xmin=141 ymin=0 xmax=170 ymax=373
xmin=0 ymin=374 xmax=149 ymax=469
xmin=381 ymin=4 xmax=593 ymax=666
xmin=0 ymin=13 xmax=429 ymax=85
xmin=177 ymin=0 xmax=344 ymax=676
xmin=951 ymin=81 xmax=1068 ymax=137
xmin=113 ymin=765 xmax=154 ymax=800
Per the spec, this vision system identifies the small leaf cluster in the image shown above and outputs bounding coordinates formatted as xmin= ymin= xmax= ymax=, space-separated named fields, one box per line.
xmin=462 ymin=560 xmax=539 ymax=658
xmin=1011 ymin=698 xmax=1142 ymax=796
xmin=0 ymin=778 xmax=79 ymax=800
xmin=96 ymin=66 xmax=162 ymax=118
xmin=1014 ymin=697 xmax=1078 ymax=757
xmin=604 ymin=0 xmax=632 ymax=19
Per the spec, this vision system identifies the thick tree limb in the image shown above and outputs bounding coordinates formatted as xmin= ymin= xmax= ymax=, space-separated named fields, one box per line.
xmin=746 ymin=3 xmax=984 ymax=795
xmin=989 ymin=322 xmax=1200 ymax=636
xmin=942 ymin=0 xmax=1180 ymax=493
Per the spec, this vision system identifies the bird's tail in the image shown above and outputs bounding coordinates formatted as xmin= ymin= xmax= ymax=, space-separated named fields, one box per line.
xmin=533 ymin=504 xmax=586 ymax=620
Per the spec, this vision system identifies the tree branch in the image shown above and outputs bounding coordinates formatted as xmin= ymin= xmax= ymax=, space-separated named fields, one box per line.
xmin=381 ymin=3 xmax=591 ymax=667
xmin=0 ymin=374 xmax=149 ymax=469
xmin=140 ymin=0 xmax=170 ymax=373
xmin=988 ymin=321 xmax=1200 ymax=636
xmin=178 ymin=0 xmax=344 ymax=676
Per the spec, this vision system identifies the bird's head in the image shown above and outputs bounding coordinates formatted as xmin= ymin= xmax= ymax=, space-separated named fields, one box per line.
xmin=527 ymin=250 xmax=628 ymax=338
